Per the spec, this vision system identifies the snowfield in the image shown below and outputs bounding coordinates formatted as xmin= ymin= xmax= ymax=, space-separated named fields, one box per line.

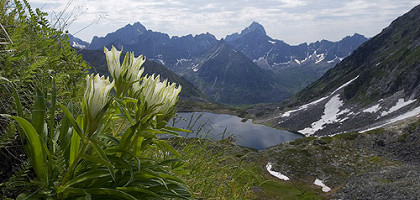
xmin=361 ymin=106 xmax=420 ymax=133
xmin=380 ymin=98 xmax=417 ymax=117
xmin=363 ymin=104 xmax=381 ymax=113
xmin=298 ymin=94 xmax=349 ymax=136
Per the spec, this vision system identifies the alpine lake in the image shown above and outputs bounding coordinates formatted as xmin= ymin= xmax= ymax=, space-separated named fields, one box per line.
xmin=171 ymin=112 xmax=303 ymax=150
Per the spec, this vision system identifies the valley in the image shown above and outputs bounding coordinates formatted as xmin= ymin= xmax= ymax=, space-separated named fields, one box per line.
xmin=70 ymin=4 xmax=420 ymax=199
xmin=1 ymin=0 xmax=419 ymax=199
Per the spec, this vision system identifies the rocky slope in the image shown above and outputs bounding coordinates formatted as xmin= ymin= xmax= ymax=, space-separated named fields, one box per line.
xmin=181 ymin=41 xmax=291 ymax=104
xmin=226 ymin=22 xmax=367 ymax=92
xmin=264 ymin=118 xmax=420 ymax=199
xmin=258 ymin=4 xmax=420 ymax=136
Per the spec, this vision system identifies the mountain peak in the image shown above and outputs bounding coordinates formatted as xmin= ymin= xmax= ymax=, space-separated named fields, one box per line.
xmin=225 ymin=22 xmax=267 ymax=42
xmin=243 ymin=21 xmax=266 ymax=35
xmin=132 ymin=22 xmax=147 ymax=32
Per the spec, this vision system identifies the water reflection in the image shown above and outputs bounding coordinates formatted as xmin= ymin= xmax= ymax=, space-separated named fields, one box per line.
xmin=172 ymin=112 xmax=302 ymax=150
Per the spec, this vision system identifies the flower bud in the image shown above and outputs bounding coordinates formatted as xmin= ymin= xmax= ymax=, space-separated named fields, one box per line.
xmin=83 ymin=74 xmax=114 ymax=133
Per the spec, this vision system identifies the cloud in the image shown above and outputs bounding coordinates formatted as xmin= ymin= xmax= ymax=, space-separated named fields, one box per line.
xmin=28 ymin=0 xmax=419 ymax=44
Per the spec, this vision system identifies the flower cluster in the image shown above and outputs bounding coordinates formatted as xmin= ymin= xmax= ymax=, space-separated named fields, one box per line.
xmin=134 ymin=74 xmax=181 ymax=117
xmin=104 ymin=46 xmax=145 ymax=95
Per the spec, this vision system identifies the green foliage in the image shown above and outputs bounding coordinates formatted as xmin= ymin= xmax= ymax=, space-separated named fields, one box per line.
xmin=0 ymin=0 xmax=88 ymax=113
xmin=1 ymin=46 xmax=192 ymax=199
xmin=0 ymin=1 xmax=89 ymax=196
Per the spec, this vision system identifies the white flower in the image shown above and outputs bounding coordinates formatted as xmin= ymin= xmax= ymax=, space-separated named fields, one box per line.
xmin=84 ymin=74 xmax=114 ymax=123
xmin=104 ymin=46 xmax=123 ymax=79
xmin=134 ymin=74 xmax=181 ymax=116
xmin=104 ymin=46 xmax=145 ymax=95
xmin=123 ymin=52 xmax=146 ymax=83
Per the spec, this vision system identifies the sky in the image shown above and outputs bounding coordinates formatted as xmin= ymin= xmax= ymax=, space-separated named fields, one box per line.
xmin=28 ymin=0 xmax=420 ymax=45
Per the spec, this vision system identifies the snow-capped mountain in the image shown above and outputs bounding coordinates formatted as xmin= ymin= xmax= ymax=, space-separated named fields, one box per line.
xmin=226 ymin=22 xmax=368 ymax=92
xmin=258 ymin=5 xmax=420 ymax=136
xmin=70 ymin=21 xmax=367 ymax=104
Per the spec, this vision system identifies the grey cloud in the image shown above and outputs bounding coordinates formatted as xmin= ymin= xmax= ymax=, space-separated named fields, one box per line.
xmin=28 ymin=0 xmax=419 ymax=44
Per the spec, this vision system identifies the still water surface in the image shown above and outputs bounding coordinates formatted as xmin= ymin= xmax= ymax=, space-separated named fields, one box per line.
xmin=172 ymin=112 xmax=302 ymax=150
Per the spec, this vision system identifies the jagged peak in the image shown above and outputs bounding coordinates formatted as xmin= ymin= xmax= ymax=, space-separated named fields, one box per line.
xmin=242 ymin=21 xmax=267 ymax=35
xmin=132 ymin=22 xmax=147 ymax=32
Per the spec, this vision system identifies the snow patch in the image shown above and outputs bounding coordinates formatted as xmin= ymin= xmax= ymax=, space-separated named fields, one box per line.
xmin=279 ymin=75 xmax=358 ymax=122
xmin=71 ymin=41 xmax=86 ymax=49
xmin=269 ymin=40 xmax=276 ymax=44
xmin=380 ymin=98 xmax=417 ymax=117
xmin=331 ymin=75 xmax=359 ymax=94
xmin=363 ymin=104 xmax=381 ymax=113
xmin=266 ymin=163 xmax=289 ymax=181
xmin=294 ymin=59 xmax=301 ymax=65
xmin=315 ymin=53 xmax=325 ymax=64
xmin=299 ymin=94 xmax=349 ymax=136
xmin=281 ymin=96 xmax=329 ymax=117
xmin=314 ymin=179 xmax=331 ymax=192
xmin=361 ymin=106 xmax=420 ymax=133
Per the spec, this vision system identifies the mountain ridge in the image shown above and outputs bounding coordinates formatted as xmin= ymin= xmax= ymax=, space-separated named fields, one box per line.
xmin=257 ymin=4 xmax=420 ymax=136
xmin=69 ymin=21 xmax=367 ymax=104
xmin=182 ymin=41 xmax=291 ymax=104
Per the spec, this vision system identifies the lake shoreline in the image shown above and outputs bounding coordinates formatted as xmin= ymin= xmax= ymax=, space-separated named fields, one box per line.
xmin=173 ymin=111 xmax=303 ymax=150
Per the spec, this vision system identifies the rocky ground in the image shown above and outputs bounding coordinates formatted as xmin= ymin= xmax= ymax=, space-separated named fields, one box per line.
xmin=263 ymin=118 xmax=420 ymax=199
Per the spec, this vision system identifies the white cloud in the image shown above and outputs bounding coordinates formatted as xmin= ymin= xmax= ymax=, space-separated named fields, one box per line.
xmin=27 ymin=0 xmax=420 ymax=44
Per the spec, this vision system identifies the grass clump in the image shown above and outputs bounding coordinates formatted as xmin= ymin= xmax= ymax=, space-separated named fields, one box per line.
xmin=169 ymin=138 xmax=326 ymax=199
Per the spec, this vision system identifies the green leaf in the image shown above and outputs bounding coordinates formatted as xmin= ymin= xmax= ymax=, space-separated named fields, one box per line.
xmin=164 ymin=126 xmax=192 ymax=133
xmin=59 ymin=169 xmax=110 ymax=190
xmin=154 ymin=140 xmax=181 ymax=158
xmin=81 ymin=154 xmax=114 ymax=169
xmin=58 ymin=102 xmax=84 ymax=139
xmin=69 ymin=129 xmax=81 ymax=166
xmin=0 ymin=114 xmax=48 ymax=184
xmin=120 ymin=123 xmax=136 ymax=150
xmin=114 ymin=98 xmax=135 ymax=125
xmin=107 ymin=155 xmax=134 ymax=186
xmin=32 ymin=88 xmax=46 ymax=141
xmin=11 ymin=84 xmax=24 ymax=118
xmin=98 ymin=134 xmax=119 ymax=145
xmin=87 ymin=138 xmax=115 ymax=181
xmin=57 ymin=101 xmax=73 ymax=155
xmin=134 ymin=136 xmax=144 ymax=158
